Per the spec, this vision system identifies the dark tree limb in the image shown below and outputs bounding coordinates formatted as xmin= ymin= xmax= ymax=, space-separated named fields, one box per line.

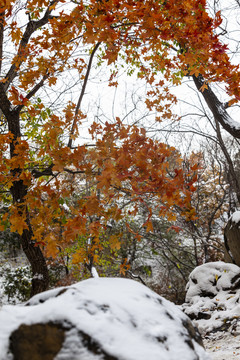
xmin=32 ymin=164 xmax=54 ymax=178
xmin=0 ymin=10 xmax=4 ymax=76
xmin=214 ymin=112 xmax=240 ymax=204
xmin=3 ymin=1 xmax=57 ymax=91
xmin=193 ymin=73 xmax=240 ymax=204
xmin=192 ymin=74 xmax=240 ymax=139
xmin=68 ymin=42 xmax=101 ymax=148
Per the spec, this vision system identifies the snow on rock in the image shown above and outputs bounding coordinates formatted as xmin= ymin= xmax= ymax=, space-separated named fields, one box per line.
xmin=0 ymin=277 xmax=209 ymax=360
xmin=182 ymin=261 xmax=240 ymax=336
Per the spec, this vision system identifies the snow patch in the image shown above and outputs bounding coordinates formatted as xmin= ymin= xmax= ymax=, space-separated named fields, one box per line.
xmin=230 ymin=211 xmax=240 ymax=224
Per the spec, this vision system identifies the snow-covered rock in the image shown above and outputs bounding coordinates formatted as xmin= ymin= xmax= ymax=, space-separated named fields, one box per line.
xmin=182 ymin=261 xmax=240 ymax=336
xmin=0 ymin=277 xmax=209 ymax=360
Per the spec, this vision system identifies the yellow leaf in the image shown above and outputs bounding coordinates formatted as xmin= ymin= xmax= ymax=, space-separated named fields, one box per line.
xmin=72 ymin=249 xmax=87 ymax=264
xmin=200 ymin=82 xmax=208 ymax=92
xmin=9 ymin=213 xmax=28 ymax=235
xmin=146 ymin=220 xmax=153 ymax=232
xmin=109 ymin=234 xmax=121 ymax=250
xmin=45 ymin=234 xmax=58 ymax=258
xmin=48 ymin=77 xmax=57 ymax=86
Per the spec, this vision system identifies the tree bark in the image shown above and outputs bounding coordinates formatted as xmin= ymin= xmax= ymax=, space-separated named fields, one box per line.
xmin=0 ymin=86 xmax=49 ymax=297
xmin=10 ymin=174 xmax=50 ymax=296
xmin=9 ymin=160 xmax=50 ymax=297
xmin=224 ymin=216 xmax=240 ymax=266
xmin=192 ymin=74 xmax=240 ymax=207
xmin=192 ymin=74 xmax=240 ymax=139
xmin=21 ymin=226 xmax=50 ymax=297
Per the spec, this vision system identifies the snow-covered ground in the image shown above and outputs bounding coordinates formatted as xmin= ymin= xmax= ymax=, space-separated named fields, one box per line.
xmin=204 ymin=333 xmax=240 ymax=360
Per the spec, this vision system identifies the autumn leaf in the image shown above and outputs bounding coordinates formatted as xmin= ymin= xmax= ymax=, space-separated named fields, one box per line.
xmin=120 ymin=258 xmax=130 ymax=275
xmin=48 ymin=76 xmax=57 ymax=86
xmin=45 ymin=234 xmax=59 ymax=258
xmin=144 ymin=219 xmax=153 ymax=233
xmin=199 ymin=82 xmax=208 ymax=92
xmin=9 ymin=212 xmax=28 ymax=235
xmin=109 ymin=234 xmax=121 ymax=250
xmin=72 ymin=248 xmax=88 ymax=265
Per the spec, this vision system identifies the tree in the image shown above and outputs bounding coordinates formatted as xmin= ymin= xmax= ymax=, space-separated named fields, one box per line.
xmin=0 ymin=0 xmax=238 ymax=296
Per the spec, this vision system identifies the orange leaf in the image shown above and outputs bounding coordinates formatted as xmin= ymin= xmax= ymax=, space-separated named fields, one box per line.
xmin=9 ymin=213 xmax=28 ymax=235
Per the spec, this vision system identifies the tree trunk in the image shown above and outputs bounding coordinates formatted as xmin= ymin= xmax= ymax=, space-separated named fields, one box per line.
xmin=10 ymin=178 xmax=50 ymax=297
xmin=4 ymin=103 xmax=50 ymax=297
xmin=224 ymin=214 xmax=240 ymax=266
xmin=21 ymin=228 xmax=49 ymax=297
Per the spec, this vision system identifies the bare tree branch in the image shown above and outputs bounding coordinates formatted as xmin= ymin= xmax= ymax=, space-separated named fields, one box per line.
xmin=68 ymin=42 xmax=101 ymax=148
xmin=16 ymin=73 xmax=49 ymax=113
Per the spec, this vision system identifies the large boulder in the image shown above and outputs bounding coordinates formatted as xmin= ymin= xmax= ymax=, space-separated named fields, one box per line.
xmin=182 ymin=261 xmax=240 ymax=336
xmin=0 ymin=277 xmax=209 ymax=360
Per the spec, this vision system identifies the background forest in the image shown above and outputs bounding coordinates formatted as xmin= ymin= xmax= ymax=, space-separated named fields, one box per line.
xmin=0 ymin=0 xmax=240 ymax=306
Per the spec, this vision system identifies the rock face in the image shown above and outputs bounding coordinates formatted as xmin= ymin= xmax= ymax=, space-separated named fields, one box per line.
xmin=10 ymin=322 xmax=65 ymax=360
xmin=182 ymin=261 xmax=240 ymax=335
xmin=0 ymin=277 xmax=210 ymax=360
